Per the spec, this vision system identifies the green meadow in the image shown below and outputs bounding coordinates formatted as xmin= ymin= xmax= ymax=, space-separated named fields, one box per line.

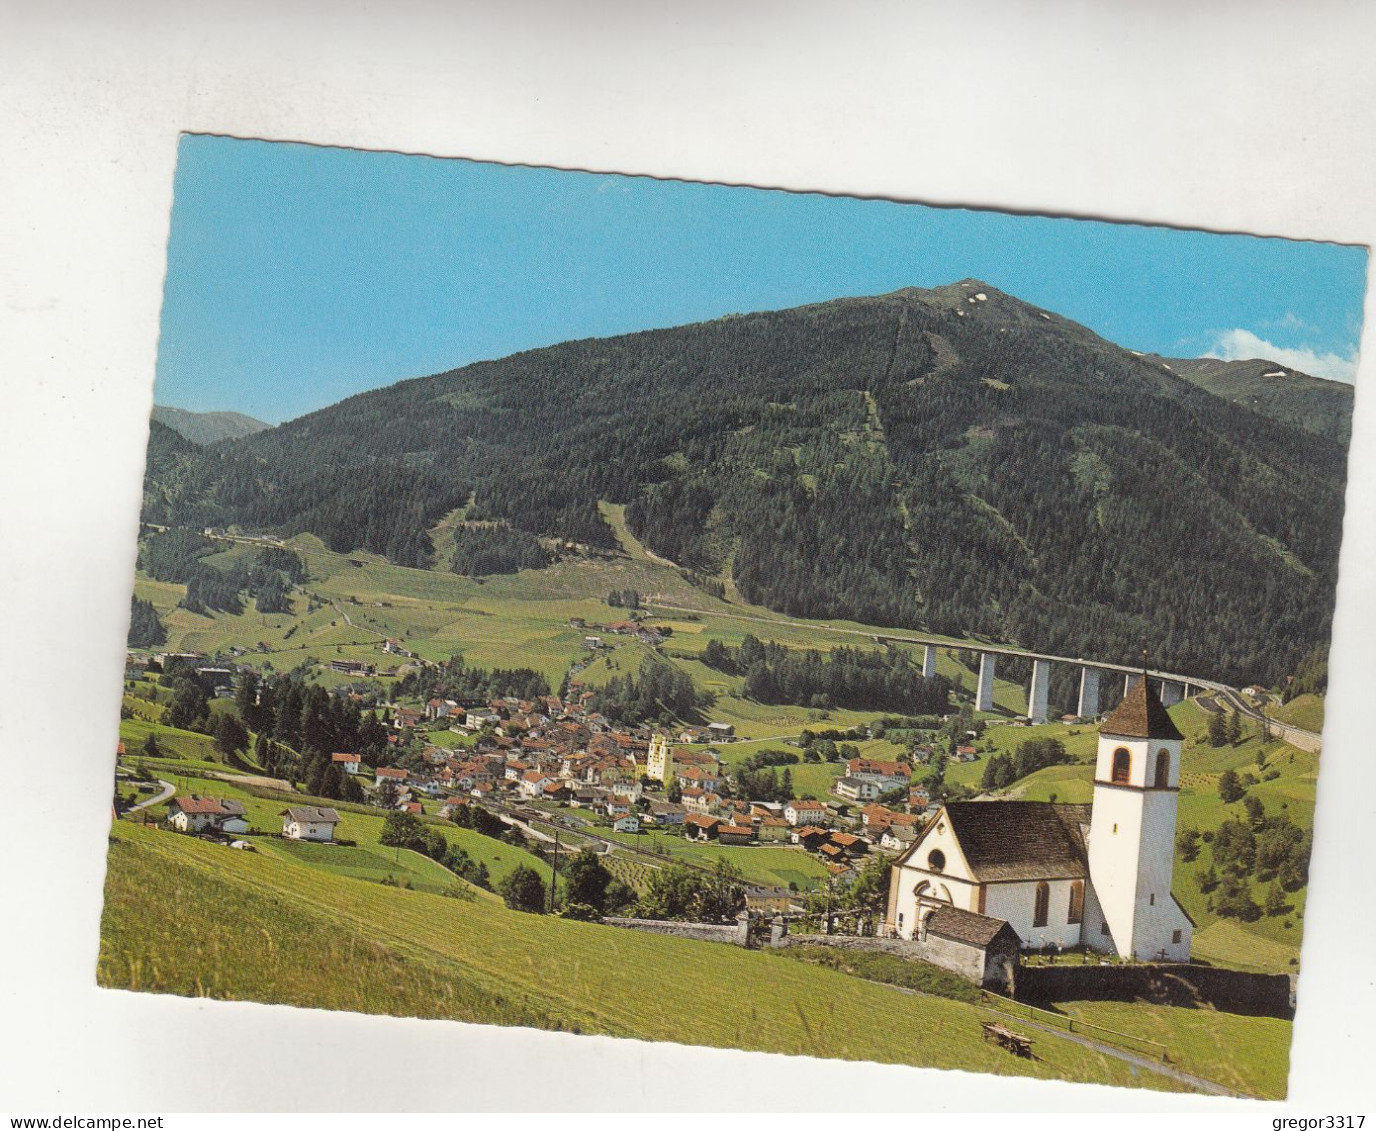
xmin=98 ymin=822 xmax=1198 ymax=1094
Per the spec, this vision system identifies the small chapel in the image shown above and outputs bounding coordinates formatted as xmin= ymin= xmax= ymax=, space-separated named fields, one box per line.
xmin=884 ymin=673 xmax=1194 ymax=963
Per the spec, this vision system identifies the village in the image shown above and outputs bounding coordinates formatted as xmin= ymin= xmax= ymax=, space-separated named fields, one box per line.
xmin=123 ymin=638 xmax=952 ymax=904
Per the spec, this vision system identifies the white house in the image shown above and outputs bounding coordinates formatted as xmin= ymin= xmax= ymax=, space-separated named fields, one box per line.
xmin=331 ymin=752 xmax=362 ymax=775
xmin=612 ymin=813 xmax=641 ymax=834
xmin=519 ymin=770 xmax=555 ymax=798
xmin=280 ymin=806 xmax=341 ymax=842
xmin=886 ymin=677 xmax=1193 ymax=962
xmin=784 ymin=799 xmax=827 ymax=826
xmin=833 ymin=776 xmax=883 ymax=802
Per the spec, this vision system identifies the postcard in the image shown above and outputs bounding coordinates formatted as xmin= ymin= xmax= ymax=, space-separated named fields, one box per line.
xmin=101 ymin=134 xmax=1366 ymax=1100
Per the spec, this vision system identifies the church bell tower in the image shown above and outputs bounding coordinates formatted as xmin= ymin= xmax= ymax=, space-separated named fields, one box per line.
xmin=647 ymin=733 xmax=673 ymax=786
xmin=1086 ymin=665 xmax=1193 ymax=961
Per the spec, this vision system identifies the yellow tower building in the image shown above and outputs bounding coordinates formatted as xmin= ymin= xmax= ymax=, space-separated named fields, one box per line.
xmin=647 ymin=733 xmax=673 ymax=785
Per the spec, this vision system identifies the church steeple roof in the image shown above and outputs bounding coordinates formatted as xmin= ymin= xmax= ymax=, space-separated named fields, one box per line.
xmin=1100 ymin=675 xmax=1183 ymax=740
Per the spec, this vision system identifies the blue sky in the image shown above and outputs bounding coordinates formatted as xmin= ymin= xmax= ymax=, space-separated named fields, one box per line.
xmin=156 ymin=135 xmax=1369 ymax=424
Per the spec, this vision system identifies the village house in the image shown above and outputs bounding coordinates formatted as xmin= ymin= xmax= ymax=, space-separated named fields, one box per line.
xmin=375 ymin=766 xmax=409 ymax=787
xmin=833 ymin=776 xmax=885 ymax=802
xmin=792 ymin=825 xmax=831 ymax=851
xmin=675 ymin=765 xmax=725 ymax=793
xmin=612 ymin=813 xmax=641 ymax=834
xmin=745 ymin=886 xmax=796 ymax=914
xmin=754 ymin=815 xmax=792 ymax=842
xmin=519 ymin=770 xmax=555 ymax=799
xmin=331 ymin=752 xmax=362 ymax=775
xmin=717 ymin=822 xmax=755 ymax=845
xmin=683 ymin=814 xmax=722 ymax=841
xmin=603 ymin=795 xmax=634 ymax=819
xmin=280 ymin=806 xmax=341 ymax=842
xmin=784 ymin=799 xmax=827 ymax=826
xmin=647 ymin=801 xmax=687 ymax=826
xmin=167 ymin=796 xmax=248 ymax=835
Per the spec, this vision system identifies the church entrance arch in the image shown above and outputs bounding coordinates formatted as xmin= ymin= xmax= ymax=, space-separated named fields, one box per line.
xmin=913 ymin=880 xmax=953 ymax=941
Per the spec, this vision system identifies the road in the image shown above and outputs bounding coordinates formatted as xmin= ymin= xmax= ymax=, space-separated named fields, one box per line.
xmin=1211 ymin=686 xmax=1322 ymax=753
xmin=123 ymin=778 xmax=175 ymax=813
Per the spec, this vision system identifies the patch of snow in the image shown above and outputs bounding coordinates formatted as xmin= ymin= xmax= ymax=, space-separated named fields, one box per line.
xmin=1129 ymin=350 xmax=1143 ymax=356
xmin=975 ymin=293 xmax=987 ymax=301
xmin=1261 ymin=369 xmax=1287 ymax=378
xmin=1162 ymin=364 xmax=1173 ymax=372
xmin=1039 ymin=313 xmax=1050 ymax=320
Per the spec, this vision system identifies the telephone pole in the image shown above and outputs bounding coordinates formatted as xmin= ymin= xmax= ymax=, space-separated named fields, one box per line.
xmin=549 ymin=828 xmax=560 ymax=913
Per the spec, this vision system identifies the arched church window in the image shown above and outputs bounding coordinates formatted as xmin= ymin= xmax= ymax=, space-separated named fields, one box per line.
xmin=1112 ymin=747 xmax=1131 ymax=784
xmin=1067 ymin=881 xmax=1084 ymax=925
xmin=1033 ymin=882 xmax=1050 ymax=927
xmin=927 ymin=849 xmax=946 ymax=873
xmin=1154 ymin=750 xmax=1170 ymax=788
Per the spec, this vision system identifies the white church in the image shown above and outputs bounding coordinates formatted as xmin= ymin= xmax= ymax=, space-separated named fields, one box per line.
xmin=885 ymin=674 xmax=1194 ymax=962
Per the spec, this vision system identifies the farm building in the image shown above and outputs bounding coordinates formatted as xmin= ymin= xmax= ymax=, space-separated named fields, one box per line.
xmin=279 ymin=806 xmax=341 ymax=842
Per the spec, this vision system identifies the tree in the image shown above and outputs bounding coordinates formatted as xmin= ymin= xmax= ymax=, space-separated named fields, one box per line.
xmin=563 ymin=849 xmax=613 ymax=914
xmin=141 ymin=733 xmax=161 ymax=758
xmin=1207 ymin=710 xmax=1228 ymax=748
xmin=1226 ymin=707 xmax=1242 ymax=746
xmin=1217 ymin=768 xmax=1245 ymax=804
xmin=1265 ymin=883 xmax=1286 ymax=917
xmin=498 ymin=865 xmax=547 ymax=913
xmin=379 ymin=809 xmax=426 ymax=851
xmin=213 ymin=711 xmax=250 ymax=759
xmin=1176 ymin=827 xmax=1201 ymax=863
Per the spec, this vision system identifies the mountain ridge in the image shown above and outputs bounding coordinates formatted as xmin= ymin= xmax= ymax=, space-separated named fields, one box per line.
xmin=138 ymin=281 xmax=1348 ymax=686
xmin=151 ymin=405 xmax=272 ymax=446
xmin=1142 ymin=354 xmax=1353 ymax=443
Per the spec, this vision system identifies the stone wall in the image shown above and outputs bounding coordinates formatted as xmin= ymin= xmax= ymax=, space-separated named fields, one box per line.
xmin=781 ymin=932 xmax=1014 ymax=992
xmin=1016 ymin=963 xmax=1294 ymax=1019
xmin=603 ymin=915 xmax=749 ymax=947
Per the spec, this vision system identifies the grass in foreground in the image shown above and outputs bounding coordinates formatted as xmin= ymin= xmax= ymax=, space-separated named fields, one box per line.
xmin=1053 ymin=999 xmax=1291 ymax=1100
xmin=98 ymin=823 xmax=1193 ymax=1093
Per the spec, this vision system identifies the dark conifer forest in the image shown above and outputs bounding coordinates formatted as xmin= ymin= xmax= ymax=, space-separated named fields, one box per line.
xmin=139 ymin=281 xmax=1350 ymax=685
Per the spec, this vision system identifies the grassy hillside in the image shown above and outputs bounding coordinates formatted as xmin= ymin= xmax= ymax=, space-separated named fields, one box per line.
xmin=1266 ymin=693 xmax=1325 ymax=734
xmin=99 ymin=822 xmax=1197 ymax=1093
xmin=1054 ymin=999 xmax=1291 ymax=1100
xmin=122 ymin=762 xmax=554 ymax=893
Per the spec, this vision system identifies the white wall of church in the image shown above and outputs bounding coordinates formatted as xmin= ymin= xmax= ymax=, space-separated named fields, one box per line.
xmin=890 ymin=864 xmax=978 ymax=940
xmin=983 ymin=879 xmax=1085 ymax=950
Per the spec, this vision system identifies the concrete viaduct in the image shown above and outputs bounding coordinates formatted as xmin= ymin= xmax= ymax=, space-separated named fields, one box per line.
xmin=892 ymin=635 xmax=1227 ymax=724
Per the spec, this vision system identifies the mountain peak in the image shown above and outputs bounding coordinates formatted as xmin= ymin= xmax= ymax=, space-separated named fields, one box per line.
xmin=151 ymin=405 xmax=272 ymax=445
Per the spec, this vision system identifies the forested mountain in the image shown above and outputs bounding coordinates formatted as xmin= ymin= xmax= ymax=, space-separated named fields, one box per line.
xmin=1148 ymin=355 xmax=1355 ymax=444
xmin=151 ymin=405 xmax=272 ymax=445
xmin=139 ymin=281 xmax=1351 ymax=686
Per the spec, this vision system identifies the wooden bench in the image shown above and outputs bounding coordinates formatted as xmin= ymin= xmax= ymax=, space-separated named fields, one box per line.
xmin=981 ymin=1021 xmax=1034 ymax=1058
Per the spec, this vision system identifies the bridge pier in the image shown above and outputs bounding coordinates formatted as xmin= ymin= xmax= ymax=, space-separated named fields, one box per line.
xmin=975 ymin=653 xmax=996 ymax=712
xmin=922 ymin=644 xmax=937 ymax=679
xmin=1124 ymin=672 xmax=1141 ymax=697
xmin=1160 ymin=680 xmax=1184 ymax=707
xmin=1028 ymin=659 xmax=1051 ymax=724
xmin=1077 ymin=667 xmax=1101 ymax=719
